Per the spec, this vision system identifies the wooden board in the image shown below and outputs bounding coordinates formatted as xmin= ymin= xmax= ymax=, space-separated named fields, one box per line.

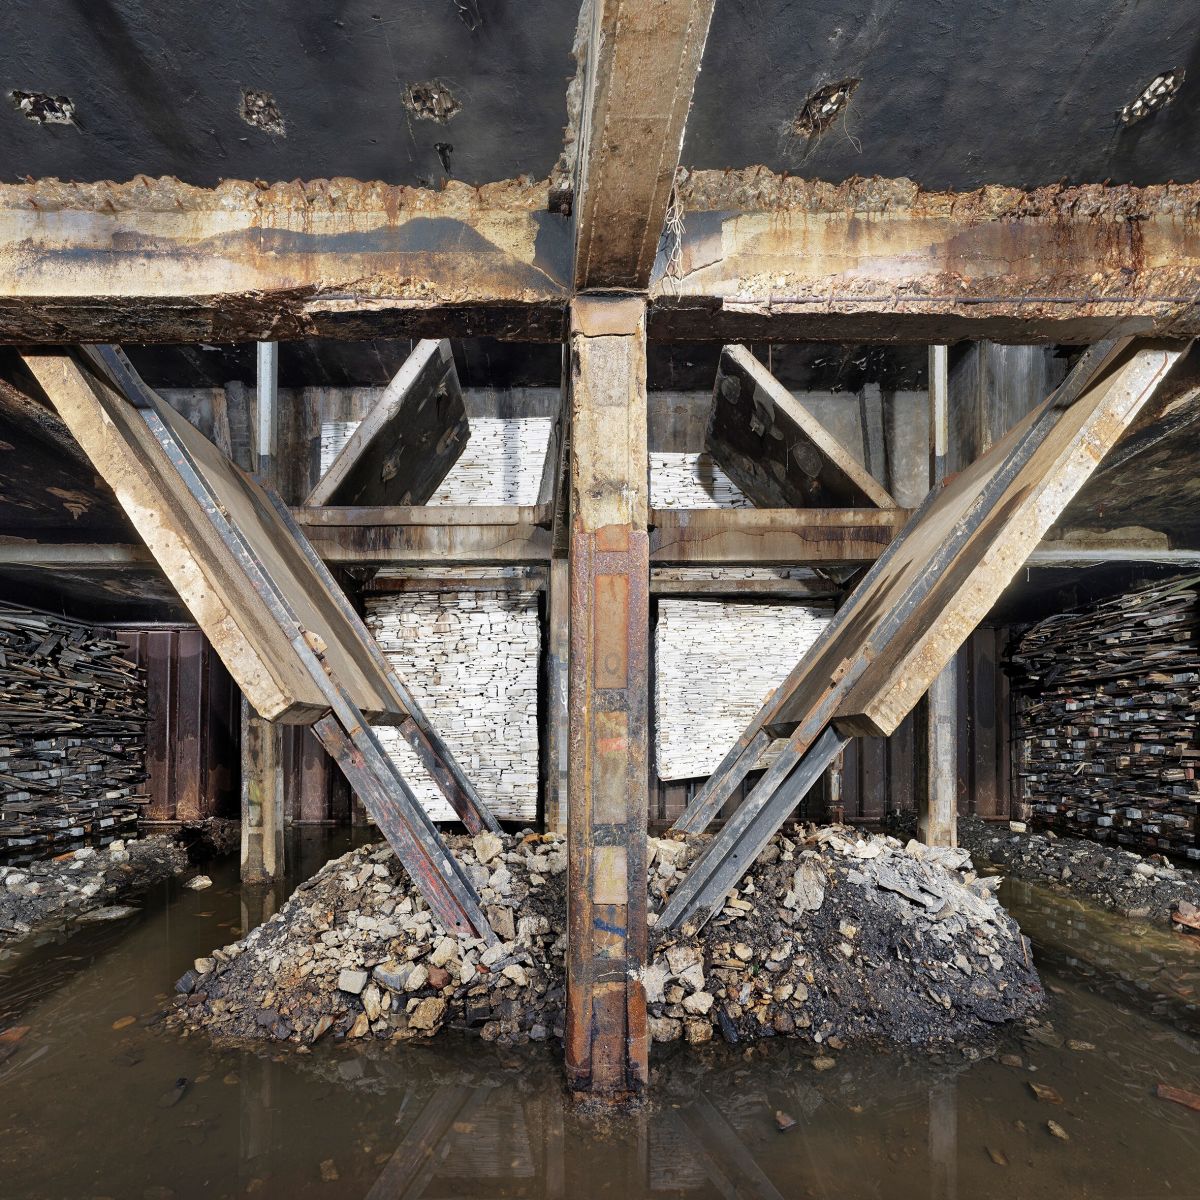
xmin=22 ymin=351 xmax=409 ymax=724
xmin=769 ymin=339 xmax=1188 ymax=739
xmin=707 ymin=345 xmax=898 ymax=509
xmin=305 ymin=339 xmax=468 ymax=507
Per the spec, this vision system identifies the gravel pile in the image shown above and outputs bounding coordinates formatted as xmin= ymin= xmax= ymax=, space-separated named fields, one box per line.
xmin=961 ymin=816 xmax=1200 ymax=925
xmin=0 ymin=819 xmax=238 ymax=944
xmin=172 ymin=825 xmax=1043 ymax=1053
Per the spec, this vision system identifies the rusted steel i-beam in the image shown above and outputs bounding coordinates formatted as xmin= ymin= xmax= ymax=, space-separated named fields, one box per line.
xmin=565 ymin=296 xmax=650 ymax=1099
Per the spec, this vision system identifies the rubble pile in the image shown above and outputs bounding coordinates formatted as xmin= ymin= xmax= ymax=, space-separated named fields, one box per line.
xmin=0 ymin=819 xmax=237 ymax=944
xmin=961 ymin=816 xmax=1200 ymax=925
xmin=172 ymin=826 xmax=1043 ymax=1052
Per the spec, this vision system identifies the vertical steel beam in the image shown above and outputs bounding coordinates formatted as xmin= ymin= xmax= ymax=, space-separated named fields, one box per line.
xmin=242 ymin=340 xmax=285 ymax=881
xmin=545 ymin=556 xmax=571 ymax=833
xmin=919 ymin=345 xmax=958 ymax=847
xmin=565 ymin=296 xmax=650 ymax=1098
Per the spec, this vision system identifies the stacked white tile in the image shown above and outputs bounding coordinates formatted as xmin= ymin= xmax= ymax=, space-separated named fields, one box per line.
xmin=366 ymin=593 xmax=540 ymax=822
xmin=650 ymin=451 xmax=753 ymax=508
xmin=347 ymin=413 xmax=550 ymax=823
xmin=654 ymin=599 xmax=831 ymax=781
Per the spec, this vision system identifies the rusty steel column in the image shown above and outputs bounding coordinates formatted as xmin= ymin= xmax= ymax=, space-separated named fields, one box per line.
xmin=565 ymin=296 xmax=650 ymax=1098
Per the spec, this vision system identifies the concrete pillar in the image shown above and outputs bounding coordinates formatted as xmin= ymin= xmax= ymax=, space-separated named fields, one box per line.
xmin=240 ymin=341 xmax=286 ymax=882
xmin=919 ymin=345 xmax=958 ymax=847
xmin=564 ymin=297 xmax=650 ymax=1099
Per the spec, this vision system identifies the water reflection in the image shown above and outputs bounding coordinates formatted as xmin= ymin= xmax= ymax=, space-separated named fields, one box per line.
xmin=0 ymin=836 xmax=1198 ymax=1199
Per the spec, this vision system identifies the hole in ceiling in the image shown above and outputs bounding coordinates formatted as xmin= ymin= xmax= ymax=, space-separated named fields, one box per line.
xmin=239 ymin=89 xmax=286 ymax=136
xmin=9 ymin=90 xmax=76 ymax=126
xmin=792 ymin=77 xmax=860 ymax=138
xmin=1120 ymin=69 xmax=1184 ymax=127
xmin=404 ymin=80 xmax=462 ymax=123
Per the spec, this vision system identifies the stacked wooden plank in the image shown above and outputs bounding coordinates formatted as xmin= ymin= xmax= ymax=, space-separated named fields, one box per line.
xmin=1010 ymin=575 xmax=1200 ymax=859
xmin=0 ymin=603 xmax=147 ymax=852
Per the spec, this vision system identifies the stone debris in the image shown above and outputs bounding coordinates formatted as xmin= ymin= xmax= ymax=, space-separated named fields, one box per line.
xmin=0 ymin=819 xmax=236 ymax=945
xmin=171 ymin=825 xmax=1042 ymax=1052
xmin=961 ymin=816 xmax=1200 ymax=925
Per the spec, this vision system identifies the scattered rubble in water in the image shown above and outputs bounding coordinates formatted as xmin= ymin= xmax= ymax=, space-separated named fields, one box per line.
xmin=170 ymin=826 xmax=1043 ymax=1053
xmin=0 ymin=819 xmax=237 ymax=945
xmin=961 ymin=816 xmax=1200 ymax=927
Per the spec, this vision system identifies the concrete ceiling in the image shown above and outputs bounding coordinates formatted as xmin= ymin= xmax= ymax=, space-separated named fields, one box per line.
xmin=0 ymin=0 xmax=576 ymax=188
xmin=2 ymin=2 xmax=1196 ymax=192
xmin=686 ymin=0 xmax=1200 ymax=189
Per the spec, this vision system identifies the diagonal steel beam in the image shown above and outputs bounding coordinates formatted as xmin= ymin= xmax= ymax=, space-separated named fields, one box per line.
xmin=671 ymin=337 xmax=1131 ymax=835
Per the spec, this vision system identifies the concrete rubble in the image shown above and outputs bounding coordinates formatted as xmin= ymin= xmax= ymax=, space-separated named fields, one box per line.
xmin=961 ymin=816 xmax=1200 ymax=926
xmin=170 ymin=825 xmax=1043 ymax=1051
xmin=0 ymin=819 xmax=237 ymax=945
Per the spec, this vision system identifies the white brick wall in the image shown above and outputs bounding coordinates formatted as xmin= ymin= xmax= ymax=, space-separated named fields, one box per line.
xmin=654 ymin=599 xmax=831 ymax=781
xmin=320 ymin=417 xmax=552 ymax=506
xmin=650 ymin=451 xmax=752 ymax=508
xmin=366 ymin=593 xmax=540 ymax=823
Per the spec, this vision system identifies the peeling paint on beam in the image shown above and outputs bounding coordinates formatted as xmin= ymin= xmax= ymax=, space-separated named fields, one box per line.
xmin=0 ymin=176 xmax=569 ymax=344
xmin=652 ymin=170 xmax=1200 ymax=343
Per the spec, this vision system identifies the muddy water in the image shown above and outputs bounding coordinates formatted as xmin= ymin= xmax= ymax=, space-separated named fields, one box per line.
xmin=1 ymin=835 xmax=1199 ymax=1200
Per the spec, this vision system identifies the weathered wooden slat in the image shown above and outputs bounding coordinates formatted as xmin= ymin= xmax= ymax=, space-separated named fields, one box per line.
xmin=306 ymin=340 xmax=469 ymax=507
xmin=707 ymin=345 xmax=898 ymax=509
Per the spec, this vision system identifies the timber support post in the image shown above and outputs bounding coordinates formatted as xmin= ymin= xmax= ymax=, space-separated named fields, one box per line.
xmin=242 ymin=341 xmax=286 ymax=882
xmin=565 ymin=296 xmax=650 ymax=1099
xmin=918 ymin=345 xmax=958 ymax=847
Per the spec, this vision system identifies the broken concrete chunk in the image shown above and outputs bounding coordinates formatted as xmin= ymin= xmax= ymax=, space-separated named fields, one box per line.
xmin=472 ymin=831 xmax=503 ymax=866
xmin=336 ymin=968 xmax=368 ymax=995
xmin=790 ymin=862 xmax=826 ymax=912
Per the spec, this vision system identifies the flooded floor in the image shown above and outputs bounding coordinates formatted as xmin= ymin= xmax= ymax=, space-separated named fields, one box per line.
xmin=1 ymin=831 xmax=1199 ymax=1200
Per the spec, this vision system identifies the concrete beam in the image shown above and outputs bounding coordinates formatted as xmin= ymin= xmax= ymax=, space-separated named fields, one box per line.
xmin=651 ymin=172 xmax=1200 ymax=342
xmin=0 ymin=177 xmax=568 ymax=344
xmin=573 ymin=0 xmax=716 ymax=290
xmin=566 ymin=296 xmax=650 ymax=1099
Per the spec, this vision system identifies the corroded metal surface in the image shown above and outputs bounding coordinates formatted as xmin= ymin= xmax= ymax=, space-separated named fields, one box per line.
xmin=565 ymin=297 xmax=650 ymax=1098
xmin=652 ymin=170 xmax=1200 ymax=343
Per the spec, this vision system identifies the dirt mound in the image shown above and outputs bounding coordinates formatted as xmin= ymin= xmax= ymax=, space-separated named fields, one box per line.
xmin=170 ymin=826 xmax=1043 ymax=1052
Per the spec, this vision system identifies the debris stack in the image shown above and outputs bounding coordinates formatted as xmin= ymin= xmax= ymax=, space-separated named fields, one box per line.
xmin=1010 ymin=575 xmax=1200 ymax=860
xmin=0 ymin=603 xmax=147 ymax=854
xmin=171 ymin=828 xmax=1043 ymax=1052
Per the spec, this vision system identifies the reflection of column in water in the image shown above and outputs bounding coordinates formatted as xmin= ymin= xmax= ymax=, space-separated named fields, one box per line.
xmin=239 ymin=1052 xmax=274 ymax=1189
xmin=928 ymin=1079 xmax=958 ymax=1200
xmin=240 ymin=882 xmax=281 ymax=936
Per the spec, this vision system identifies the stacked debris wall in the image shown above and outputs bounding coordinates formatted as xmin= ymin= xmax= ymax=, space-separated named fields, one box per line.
xmin=1011 ymin=575 xmax=1200 ymax=860
xmin=0 ymin=603 xmax=146 ymax=855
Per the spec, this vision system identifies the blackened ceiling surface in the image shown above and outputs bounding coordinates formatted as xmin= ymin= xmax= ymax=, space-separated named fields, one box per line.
xmin=686 ymin=0 xmax=1200 ymax=189
xmin=0 ymin=0 xmax=575 ymax=187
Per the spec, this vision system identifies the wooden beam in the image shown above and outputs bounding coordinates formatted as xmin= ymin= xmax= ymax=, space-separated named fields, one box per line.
xmin=651 ymin=172 xmax=1200 ymax=342
xmin=573 ymin=0 xmax=717 ymax=290
xmin=708 ymin=345 xmax=898 ymax=508
xmin=566 ymin=296 xmax=650 ymax=1098
xmin=306 ymin=340 xmax=469 ymax=507
xmin=302 ymin=521 xmax=552 ymax=566
xmin=0 ymin=177 xmax=568 ymax=344
xmin=649 ymin=507 xmax=906 ymax=564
